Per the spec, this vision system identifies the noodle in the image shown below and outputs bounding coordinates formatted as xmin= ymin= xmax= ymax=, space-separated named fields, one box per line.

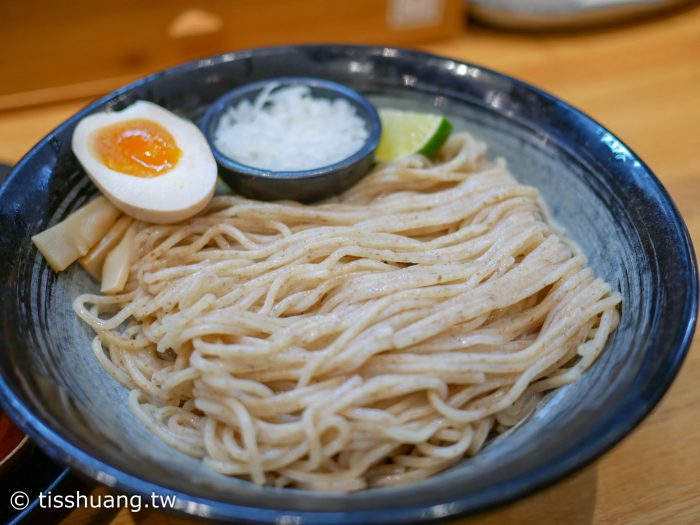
xmin=73 ymin=132 xmax=621 ymax=491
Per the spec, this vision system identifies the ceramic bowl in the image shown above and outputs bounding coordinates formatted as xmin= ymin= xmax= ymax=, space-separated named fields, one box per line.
xmin=200 ymin=76 xmax=381 ymax=202
xmin=0 ymin=45 xmax=696 ymax=524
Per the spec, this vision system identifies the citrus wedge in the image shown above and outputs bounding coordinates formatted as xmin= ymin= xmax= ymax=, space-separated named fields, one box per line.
xmin=376 ymin=109 xmax=453 ymax=162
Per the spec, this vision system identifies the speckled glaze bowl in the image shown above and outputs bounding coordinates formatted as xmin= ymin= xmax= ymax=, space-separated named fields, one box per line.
xmin=0 ymin=45 xmax=696 ymax=524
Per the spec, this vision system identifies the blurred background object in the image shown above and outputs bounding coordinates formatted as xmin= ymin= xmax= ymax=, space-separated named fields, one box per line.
xmin=0 ymin=0 xmax=464 ymax=112
xmin=471 ymin=0 xmax=695 ymax=30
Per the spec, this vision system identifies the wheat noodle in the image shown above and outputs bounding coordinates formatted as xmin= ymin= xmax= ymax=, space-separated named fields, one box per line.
xmin=74 ymin=132 xmax=620 ymax=491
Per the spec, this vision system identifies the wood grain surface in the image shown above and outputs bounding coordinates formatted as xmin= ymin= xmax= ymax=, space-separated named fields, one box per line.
xmin=0 ymin=4 xmax=698 ymax=524
xmin=0 ymin=0 xmax=463 ymax=110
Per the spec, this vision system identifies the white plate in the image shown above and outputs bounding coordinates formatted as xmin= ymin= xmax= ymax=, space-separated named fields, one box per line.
xmin=470 ymin=0 xmax=693 ymax=29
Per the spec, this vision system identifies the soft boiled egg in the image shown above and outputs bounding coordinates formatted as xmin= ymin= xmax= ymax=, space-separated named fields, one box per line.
xmin=72 ymin=101 xmax=217 ymax=224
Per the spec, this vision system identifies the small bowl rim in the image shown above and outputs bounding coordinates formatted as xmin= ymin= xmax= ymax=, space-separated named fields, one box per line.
xmin=200 ymin=76 xmax=382 ymax=181
xmin=0 ymin=434 xmax=29 ymax=474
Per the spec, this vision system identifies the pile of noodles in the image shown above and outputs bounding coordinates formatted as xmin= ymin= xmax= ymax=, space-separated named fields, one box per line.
xmin=74 ymin=133 xmax=621 ymax=492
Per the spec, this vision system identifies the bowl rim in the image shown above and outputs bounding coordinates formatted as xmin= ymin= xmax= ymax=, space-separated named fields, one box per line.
xmin=200 ymin=76 xmax=382 ymax=180
xmin=0 ymin=43 xmax=697 ymax=524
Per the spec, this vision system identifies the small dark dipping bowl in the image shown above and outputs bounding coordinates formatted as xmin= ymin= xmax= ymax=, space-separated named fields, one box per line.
xmin=200 ymin=76 xmax=381 ymax=202
xmin=0 ymin=45 xmax=697 ymax=525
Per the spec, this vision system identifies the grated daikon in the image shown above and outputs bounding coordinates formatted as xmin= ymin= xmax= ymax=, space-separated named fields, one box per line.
xmin=213 ymin=84 xmax=369 ymax=172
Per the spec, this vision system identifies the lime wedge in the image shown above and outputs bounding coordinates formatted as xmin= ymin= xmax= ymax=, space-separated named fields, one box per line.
xmin=376 ymin=109 xmax=453 ymax=162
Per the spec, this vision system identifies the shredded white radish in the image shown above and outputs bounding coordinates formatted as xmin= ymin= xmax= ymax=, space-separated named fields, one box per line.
xmin=214 ymin=84 xmax=369 ymax=171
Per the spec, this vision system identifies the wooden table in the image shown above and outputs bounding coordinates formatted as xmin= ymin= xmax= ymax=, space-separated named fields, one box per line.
xmin=1 ymin=4 xmax=699 ymax=524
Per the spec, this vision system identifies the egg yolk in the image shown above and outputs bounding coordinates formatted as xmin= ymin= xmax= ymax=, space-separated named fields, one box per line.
xmin=92 ymin=119 xmax=181 ymax=177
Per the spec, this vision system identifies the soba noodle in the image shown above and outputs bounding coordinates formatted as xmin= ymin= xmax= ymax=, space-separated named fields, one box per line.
xmin=74 ymin=132 xmax=621 ymax=491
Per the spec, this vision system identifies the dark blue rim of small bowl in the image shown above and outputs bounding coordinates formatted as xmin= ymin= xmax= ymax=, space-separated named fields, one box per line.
xmin=200 ymin=76 xmax=382 ymax=180
xmin=0 ymin=44 xmax=697 ymax=525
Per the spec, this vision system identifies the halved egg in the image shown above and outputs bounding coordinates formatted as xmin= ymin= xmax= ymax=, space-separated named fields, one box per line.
xmin=72 ymin=101 xmax=217 ymax=224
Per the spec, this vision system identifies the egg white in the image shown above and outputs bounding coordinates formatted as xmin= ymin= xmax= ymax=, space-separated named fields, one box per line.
xmin=72 ymin=101 xmax=217 ymax=224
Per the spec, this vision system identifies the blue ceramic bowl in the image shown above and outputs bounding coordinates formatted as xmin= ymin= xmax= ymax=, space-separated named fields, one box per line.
xmin=0 ymin=45 xmax=696 ymax=524
xmin=200 ymin=76 xmax=381 ymax=202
